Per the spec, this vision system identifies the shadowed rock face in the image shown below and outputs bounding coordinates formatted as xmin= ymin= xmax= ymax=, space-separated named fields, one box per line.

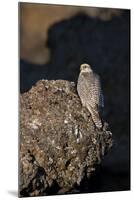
xmin=19 ymin=80 xmax=112 ymax=197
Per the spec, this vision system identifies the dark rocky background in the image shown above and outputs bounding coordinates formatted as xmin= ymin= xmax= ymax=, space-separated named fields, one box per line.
xmin=20 ymin=9 xmax=130 ymax=192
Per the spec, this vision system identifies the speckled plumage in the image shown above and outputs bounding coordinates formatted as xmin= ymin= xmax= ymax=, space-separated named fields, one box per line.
xmin=77 ymin=64 xmax=104 ymax=129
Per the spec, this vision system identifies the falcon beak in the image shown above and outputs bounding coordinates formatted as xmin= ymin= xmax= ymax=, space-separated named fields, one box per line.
xmin=80 ymin=65 xmax=83 ymax=71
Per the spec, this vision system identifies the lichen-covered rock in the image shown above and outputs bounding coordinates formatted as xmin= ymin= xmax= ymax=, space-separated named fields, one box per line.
xmin=19 ymin=80 xmax=112 ymax=197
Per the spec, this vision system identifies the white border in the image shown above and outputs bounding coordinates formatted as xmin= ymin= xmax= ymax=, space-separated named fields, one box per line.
xmin=19 ymin=0 xmax=131 ymax=9
xmin=0 ymin=0 xmax=132 ymax=199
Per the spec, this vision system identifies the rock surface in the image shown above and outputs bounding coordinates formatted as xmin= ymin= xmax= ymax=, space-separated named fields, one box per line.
xmin=19 ymin=79 xmax=112 ymax=197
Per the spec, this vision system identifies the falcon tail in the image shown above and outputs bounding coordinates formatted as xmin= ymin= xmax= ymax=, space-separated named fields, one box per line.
xmin=87 ymin=105 xmax=103 ymax=129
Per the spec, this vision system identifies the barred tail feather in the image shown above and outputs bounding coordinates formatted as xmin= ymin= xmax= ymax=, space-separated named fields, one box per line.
xmin=87 ymin=104 xmax=102 ymax=129
xmin=91 ymin=110 xmax=102 ymax=129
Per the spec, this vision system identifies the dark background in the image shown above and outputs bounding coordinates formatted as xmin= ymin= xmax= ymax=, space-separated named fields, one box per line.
xmin=20 ymin=9 xmax=130 ymax=192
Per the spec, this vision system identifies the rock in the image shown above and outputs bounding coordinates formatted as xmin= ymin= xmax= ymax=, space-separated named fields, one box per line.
xmin=19 ymin=79 xmax=112 ymax=197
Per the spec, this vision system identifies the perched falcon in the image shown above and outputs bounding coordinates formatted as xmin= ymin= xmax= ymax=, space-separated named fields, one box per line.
xmin=77 ymin=63 xmax=104 ymax=129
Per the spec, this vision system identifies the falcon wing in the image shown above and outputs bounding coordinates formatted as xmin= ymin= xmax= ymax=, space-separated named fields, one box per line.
xmin=92 ymin=73 xmax=104 ymax=107
xmin=77 ymin=72 xmax=104 ymax=108
xmin=87 ymin=73 xmax=104 ymax=108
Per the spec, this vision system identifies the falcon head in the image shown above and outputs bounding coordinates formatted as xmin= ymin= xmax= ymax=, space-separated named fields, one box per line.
xmin=80 ymin=63 xmax=92 ymax=73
